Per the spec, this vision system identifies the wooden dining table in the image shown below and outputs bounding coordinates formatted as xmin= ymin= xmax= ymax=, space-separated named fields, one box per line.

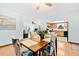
xmin=20 ymin=39 xmax=49 ymax=56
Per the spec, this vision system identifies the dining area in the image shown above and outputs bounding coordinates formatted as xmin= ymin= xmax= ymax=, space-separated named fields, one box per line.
xmin=0 ymin=3 xmax=79 ymax=56
xmin=12 ymin=29 xmax=57 ymax=56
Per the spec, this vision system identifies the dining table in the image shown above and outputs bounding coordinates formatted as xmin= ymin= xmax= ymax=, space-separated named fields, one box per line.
xmin=20 ymin=38 xmax=49 ymax=56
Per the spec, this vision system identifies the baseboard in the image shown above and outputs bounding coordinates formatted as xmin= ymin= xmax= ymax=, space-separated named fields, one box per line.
xmin=0 ymin=39 xmax=23 ymax=48
xmin=0 ymin=43 xmax=12 ymax=48
xmin=68 ymin=41 xmax=79 ymax=45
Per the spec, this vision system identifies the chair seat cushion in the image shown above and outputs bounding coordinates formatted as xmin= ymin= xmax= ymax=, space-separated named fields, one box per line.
xmin=44 ymin=45 xmax=50 ymax=52
xmin=44 ymin=44 xmax=54 ymax=53
xmin=21 ymin=50 xmax=33 ymax=56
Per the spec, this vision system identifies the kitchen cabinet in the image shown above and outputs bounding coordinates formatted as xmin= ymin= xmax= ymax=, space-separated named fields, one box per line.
xmin=47 ymin=20 xmax=68 ymax=41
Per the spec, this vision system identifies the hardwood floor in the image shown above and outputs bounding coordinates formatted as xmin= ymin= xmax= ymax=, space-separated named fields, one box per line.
xmin=57 ymin=41 xmax=79 ymax=56
xmin=0 ymin=45 xmax=15 ymax=56
xmin=0 ymin=37 xmax=79 ymax=56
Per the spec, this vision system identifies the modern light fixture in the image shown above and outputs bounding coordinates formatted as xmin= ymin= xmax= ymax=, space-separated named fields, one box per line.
xmin=44 ymin=3 xmax=53 ymax=7
xmin=36 ymin=3 xmax=53 ymax=10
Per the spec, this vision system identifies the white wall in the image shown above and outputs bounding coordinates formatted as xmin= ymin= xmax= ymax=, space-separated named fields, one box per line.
xmin=22 ymin=3 xmax=79 ymax=43
xmin=24 ymin=3 xmax=79 ymax=43
xmin=68 ymin=13 xmax=79 ymax=43
xmin=0 ymin=4 xmax=23 ymax=45
xmin=0 ymin=3 xmax=79 ymax=45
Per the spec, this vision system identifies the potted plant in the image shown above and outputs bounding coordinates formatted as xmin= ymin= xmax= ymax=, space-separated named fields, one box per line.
xmin=34 ymin=28 xmax=48 ymax=40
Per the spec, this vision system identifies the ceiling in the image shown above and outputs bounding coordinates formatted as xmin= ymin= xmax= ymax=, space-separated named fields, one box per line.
xmin=0 ymin=3 xmax=79 ymax=14
xmin=0 ymin=3 xmax=79 ymax=25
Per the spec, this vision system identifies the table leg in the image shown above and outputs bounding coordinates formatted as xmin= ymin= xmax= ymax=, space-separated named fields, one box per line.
xmin=39 ymin=51 xmax=41 ymax=56
xmin=33 ymin=52 xmax=38 ymax=56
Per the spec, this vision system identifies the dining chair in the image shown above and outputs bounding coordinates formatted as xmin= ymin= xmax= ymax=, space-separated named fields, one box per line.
xmin=42 ymin=43 xmax=50 ymax=56
xmin=42 ymin=32 xmax=57 ymax=56
xmin=21 ymin=50 xmax=33 ymax=56
xmin=42 ymin=38 xmax=57 ymax=56
xmin=12 ymin=39 xmax=33 ymax=56
xmin=12 ymin=39 xmax=20 ymax=56
xmin=50 ymin=37 xmax=57 ymax=56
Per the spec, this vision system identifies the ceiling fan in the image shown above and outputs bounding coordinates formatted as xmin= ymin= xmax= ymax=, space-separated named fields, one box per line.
xmin=44 ymin=3 xmax=53 ymax=7
xmin=36 ymin=3 xmax=53 ymax=10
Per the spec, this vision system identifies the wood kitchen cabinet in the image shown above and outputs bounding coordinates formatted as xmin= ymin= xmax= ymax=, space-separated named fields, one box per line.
xmin=55 ymin=31 xmax=64 ymax=37
xmin=47 ymin=20 xmax=68 ymax=37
